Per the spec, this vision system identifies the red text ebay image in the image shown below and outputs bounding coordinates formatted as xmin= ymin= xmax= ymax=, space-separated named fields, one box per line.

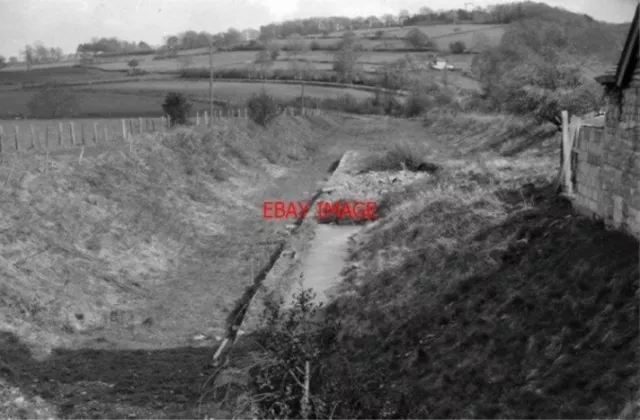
xmin=262 ymin=200 xmax=378 ymax=221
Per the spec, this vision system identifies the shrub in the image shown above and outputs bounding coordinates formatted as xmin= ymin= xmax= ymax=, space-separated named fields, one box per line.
xmin=270 ymin=48 xmax=280 ymax=61
xmin=247 ymin=90 xmax=279 ymax=127
xmin=404 ymin=28 xmax=435 ymax=49
xmin=404 ymin=91 xmax=433 ymax=117
xmin=161 ymin=92 xmax=192 ymax=126
xmin=26 ymin=88 xmax=79 ymax=118
xmin=249 ymin=289 xmax=337 ymax=419
xmin=375 ymin=30 xmax=385 ymax=39
xmin=127 ymin=58 xmax=139 ymax=69
xmin=449 ymin=41 xmax=466 ymax=54
xmin=310 ymin=40 xmax=321 ymax=51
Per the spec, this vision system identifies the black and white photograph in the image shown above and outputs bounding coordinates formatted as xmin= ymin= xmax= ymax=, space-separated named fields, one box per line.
xmin=0 ymin=0 xmax=638 ymax=418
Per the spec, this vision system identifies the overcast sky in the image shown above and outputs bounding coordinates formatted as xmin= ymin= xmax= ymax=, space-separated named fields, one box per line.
xmin=0 ymin=0 xmax=637 ymax=58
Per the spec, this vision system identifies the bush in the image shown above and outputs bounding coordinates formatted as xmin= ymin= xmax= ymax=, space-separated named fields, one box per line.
xmin=449 ymin=41 xmax=466 ymax=54
xmin=161 ymin=92 xmax=192 ymax=126
xmin=247 ymin=90 xmax=279 ymax=127
xmin=310 ymin=40 xmax=321 ymax=51
xmin=250 ymin=289 xmax=337 ymax=419
xmin=404 ymin=28 xmax=435 ymax=49
xmin=270 ymin=48 xmax=280 ymax=61
xmin=375 ymin=30 xmax=385 ymax=39
xmin=404 ymin=91 xmax=433 ymax=117
xmin=26 ymin=88 xmax=79 ymax=118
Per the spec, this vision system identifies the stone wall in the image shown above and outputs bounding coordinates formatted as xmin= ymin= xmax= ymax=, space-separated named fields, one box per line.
xmin=571 ymin=70 xmax=640 ymax=239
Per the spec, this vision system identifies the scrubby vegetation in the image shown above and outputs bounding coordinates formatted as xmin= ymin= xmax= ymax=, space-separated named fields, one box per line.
xmin=162 ymin=92 xmax=192 ymax=126
xmin=241 ymin=153 xmax=639 ymax=418
xmin=247 ymin=91 xmax=280 ymax=127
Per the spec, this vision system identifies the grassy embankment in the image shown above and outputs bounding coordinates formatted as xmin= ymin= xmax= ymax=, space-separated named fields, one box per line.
xmin=232 ymin=112 xmax=639 ymax=419
xmin=0 ymin=113 xmax=341 ymax=419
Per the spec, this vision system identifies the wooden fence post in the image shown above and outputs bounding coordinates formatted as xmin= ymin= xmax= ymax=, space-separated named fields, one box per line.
xmin=44 ymin=124 xmax=49 ymax=150
xmin=122 ymin=119 xmax=127 ymax=142
xmin=70 ymin=122 xmax=76 ymax=146
xmin=58 ymin=122 xmax=63 ymax=146
xmin=139 ymin=117 xmax=144 ymax=133
xmin=129 ymin=119 xmax=134 ymax=138
xmin=81 ymin=123 xmax=86 ymax=145
xmin=196 ymin=111 xmax=200 ymax=126
xmin=93 ymin=122 xmax=98 ymax=144
xmin=204 ymin=111 xmax=209 ymax=126
xmin=151 ymin=119 xmax=155 ymax=132
xmin=14 ymin=126 xmax=19 ymax=152
xmin=561 ymin=110 xmax=571 ymax=194
xmin=29 ymin=124 xmax=36 ymax=149
xmin=104 ymin=124 xmax=108 ymax=143
xmin=0 ymin=125 xmax=3 ymax=155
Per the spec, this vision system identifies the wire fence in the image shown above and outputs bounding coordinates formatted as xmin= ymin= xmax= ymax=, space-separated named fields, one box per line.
xmin=0 ymin=106 xmax=328 ymax=159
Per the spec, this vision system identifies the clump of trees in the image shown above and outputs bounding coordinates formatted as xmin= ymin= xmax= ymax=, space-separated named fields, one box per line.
xmin=470 ymin=17 xmax=603 ymax=127
xmin=449 ymin=41 xmax=466 ymax=54
xmin=20 ymin=42 xmax=65 ymax=70
xmin=76 ymin=37 xmax=153 ymax=55
xmin=404 ymin=29 xmax=436 ymax=49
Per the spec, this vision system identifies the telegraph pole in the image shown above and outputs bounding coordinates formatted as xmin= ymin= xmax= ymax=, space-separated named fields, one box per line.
xmin=209 ymin=40 xmax=214 ymax=126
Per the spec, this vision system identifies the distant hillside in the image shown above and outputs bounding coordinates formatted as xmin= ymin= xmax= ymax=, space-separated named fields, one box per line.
xmin=499 ymin=1 xmax=629 ymax=65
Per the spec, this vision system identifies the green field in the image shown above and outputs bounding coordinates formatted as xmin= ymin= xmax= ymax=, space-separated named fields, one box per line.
xmin=0 ymin=66 xmax=134 ymax=87
xmin=319 ymin=23 xmax=504 ymax=38
xmin=76 ymin=80 xmax=375 ymax=104
xmin=0 ymin=88 xmax=222 ymax=119
xmin=304 ymin=24 xmax=506 ymax=49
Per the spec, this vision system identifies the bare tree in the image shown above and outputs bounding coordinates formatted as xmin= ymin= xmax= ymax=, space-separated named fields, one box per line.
xmin=286 ymin=33 xmax=308 ymax=62
xmin=224 ymin=28 xmax=242 ymax=47
xmin=165 ymin=35 xmax=179 ymax=57
xmin=333 ymin=32 xmax=365 ymax=84
xmin=254 ymin=49 xmax=274 ymax=81
xmin=34 ymin=41 xmax=48 ymax=63
xmin=399 ymin=10 xmax=410 ymax=26
xmin=419 ymin=6 xmax=434 ymax=16
xmin=22 ymin=45 xmax=35 ymax=71
xmin=381 ymin=14 xmax=396 ymax=27
xmin=286 ymin=34 xmax=310 ymax=109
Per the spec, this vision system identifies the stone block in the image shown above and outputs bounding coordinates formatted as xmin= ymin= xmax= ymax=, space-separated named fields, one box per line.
xmin=587 ymin=152 xmax=602 ymax=166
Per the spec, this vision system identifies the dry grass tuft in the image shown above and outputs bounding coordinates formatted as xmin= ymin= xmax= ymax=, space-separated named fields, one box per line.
xmin=423 ymin=111 xmax=559 ymax=158
xmin=357 ymin=139 xmax=441 ymax=174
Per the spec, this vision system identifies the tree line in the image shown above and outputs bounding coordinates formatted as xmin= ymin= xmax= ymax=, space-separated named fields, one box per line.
xmin=0 ymin=42 xmax=65 ymax=70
